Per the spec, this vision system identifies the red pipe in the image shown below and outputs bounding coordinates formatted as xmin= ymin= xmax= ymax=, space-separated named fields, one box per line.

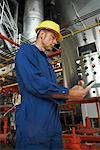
xmin=62 ymin=134 xmax=100 ymax=142
xmin=64 ymin=97 xmax=100 ymax=105
xmin=48 ymin=50 xmax=61 ymax=58
xmin=0 ymin=33 xmax=20 ymax=47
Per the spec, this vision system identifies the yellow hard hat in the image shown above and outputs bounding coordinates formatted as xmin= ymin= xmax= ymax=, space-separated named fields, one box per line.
xmin=35 ymin=20 xmax=63 ymax=42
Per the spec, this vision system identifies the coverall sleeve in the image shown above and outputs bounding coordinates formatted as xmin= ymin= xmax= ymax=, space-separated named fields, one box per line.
xmin=15 ymin=44 xmax=69 ymax=100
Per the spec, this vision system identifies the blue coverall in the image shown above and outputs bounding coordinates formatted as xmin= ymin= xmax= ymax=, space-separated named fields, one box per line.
xmin=15 ymin=44 xmax=69 ymax=150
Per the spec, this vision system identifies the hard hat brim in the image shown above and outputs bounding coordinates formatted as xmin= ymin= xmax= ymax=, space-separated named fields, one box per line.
xmin=58 ymin=33 xmax=63 ymax=42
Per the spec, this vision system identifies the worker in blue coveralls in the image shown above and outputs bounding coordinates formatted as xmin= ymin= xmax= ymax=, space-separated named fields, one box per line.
xmin=15 ymin=20 xmax=91 ymax=150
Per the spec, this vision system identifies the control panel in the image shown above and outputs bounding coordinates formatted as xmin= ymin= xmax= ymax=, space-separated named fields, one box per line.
xmin=76 ymin=51 xmax=100 ymax=97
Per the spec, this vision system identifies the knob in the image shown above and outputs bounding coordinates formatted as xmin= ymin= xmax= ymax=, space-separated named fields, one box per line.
xmin=92 ymin=64 xmax=95 ymax=68
xmin=93 ymin=71 xmax=96 ymax=75
xmin=91 ymin=57 xmax=94 ymax=61
xmin=77 ymin=66 xmax=81 ymax=70
xmin=98 ymin=55 xmax=100 ymax=59
xmin=85 ymin=72 xmax=89 ymax=76
xmin=84 ymin=66 xmax=88 ymax=70
xmin=83 ymin=59 xmax=87 ymax=63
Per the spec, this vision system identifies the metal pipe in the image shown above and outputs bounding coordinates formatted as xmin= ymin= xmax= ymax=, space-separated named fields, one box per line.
xmin=63 ymin=97 xmax=100 ymax=105
xmin=62 ymin=134 xmax=100 ymax=142
xmin=48 ymin=50 xmax=61 ymax=58
xmin=0 ymin=104 xmax=13 ymax=108
xmin=23 ymin=0 xmax=44 ymax=42
xmin=63 ymin=22 xmax=100 ymax=39
xmin=0 ymin=33 xmax=19 ymax=47
xmin=1 ymin=83 xmax=18 ymax=89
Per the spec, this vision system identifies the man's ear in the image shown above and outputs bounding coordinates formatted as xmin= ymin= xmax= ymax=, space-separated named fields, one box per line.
xmin=39 ymin=30 xmax=46 ymax=39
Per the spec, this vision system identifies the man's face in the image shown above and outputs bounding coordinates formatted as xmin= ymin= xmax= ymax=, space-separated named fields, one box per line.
xmin=40 ymin=30 xmax=58 ymax=51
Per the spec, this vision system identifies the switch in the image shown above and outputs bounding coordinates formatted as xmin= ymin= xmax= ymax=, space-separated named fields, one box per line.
xmin=91 ymin=57 xmax=94 ymax=61
xmin=92 ymin=64 xmax=95 ymax=68
xmin=84 ymin=66 xmax=88 ymax=70
xmin=93 ymin=71 xmax=96 ymax=75
xmin=83 ymin=59 xmax=87 ymax=63
xmin=85 ymin=72 xmax=89 ymax=76
xmin=98 ymin=55 xmax=100 ymax=59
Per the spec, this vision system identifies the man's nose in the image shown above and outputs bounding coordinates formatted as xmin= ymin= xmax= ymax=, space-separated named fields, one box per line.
xmin=54 ymin=39 xmax=57 ymax=45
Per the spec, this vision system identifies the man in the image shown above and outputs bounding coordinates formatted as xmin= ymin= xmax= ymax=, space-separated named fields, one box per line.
xmin=15 ymin=20 xmax=90 ymax=150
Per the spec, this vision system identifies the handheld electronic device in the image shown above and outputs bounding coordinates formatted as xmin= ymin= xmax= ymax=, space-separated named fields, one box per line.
xmin=86 ymin=80 xmax=95 ymax=86
xmin=85 ymin=80 xmax=95 ymax=91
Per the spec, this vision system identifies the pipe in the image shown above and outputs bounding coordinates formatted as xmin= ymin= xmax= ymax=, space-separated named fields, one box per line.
xmin=1 ymin=83 xmax=18 ymax=89
xmin=62 ymin=134 xmax=100 ymax=142
xmin=63 ymin=97 xmax=100 ymax=105
xmin=0 ymin=104 xmax=13 ymax=108
xmin=23 ymin=0 xmax=44 ymax=42
xmin=63 ymin=22 xmax=100 ymax=39
xmin=48 ymin=50 xmax=61 ymax=58
xmin=0 ymin=33 xmax=19 ymax=47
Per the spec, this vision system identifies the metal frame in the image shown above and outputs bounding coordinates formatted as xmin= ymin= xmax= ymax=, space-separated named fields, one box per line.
xmin=0 ymin=0 xmax=18 ymax=42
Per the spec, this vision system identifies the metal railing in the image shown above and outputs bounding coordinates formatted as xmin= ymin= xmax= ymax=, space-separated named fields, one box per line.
xmin=0 ymin=0 xmax=18 ymax=47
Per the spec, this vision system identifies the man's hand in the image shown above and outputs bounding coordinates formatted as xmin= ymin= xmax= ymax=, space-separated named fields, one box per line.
xmin=50 ymin=80 xmax=93 ymax=101
xmin=67 ymin=85 xmax=89 ymax=101
xmin=67 ymin=79 xmax=95 ymax=101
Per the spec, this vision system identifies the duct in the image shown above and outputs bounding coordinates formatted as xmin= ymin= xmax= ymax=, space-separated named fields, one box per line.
xmin=23 ymin=0 xmax=44 ymax=42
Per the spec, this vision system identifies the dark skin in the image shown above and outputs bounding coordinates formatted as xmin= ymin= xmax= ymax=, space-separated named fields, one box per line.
xmin=35 ymin=29 xmax=91 ymax=101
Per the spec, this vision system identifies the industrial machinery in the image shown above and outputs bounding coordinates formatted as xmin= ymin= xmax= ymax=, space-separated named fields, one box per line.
xmin=76 ymin=43 xmax=100 ymax=126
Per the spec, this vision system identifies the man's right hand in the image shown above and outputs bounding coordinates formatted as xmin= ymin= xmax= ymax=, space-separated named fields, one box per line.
xmin=50 ymin=82 xmax=93 ymax=101
xmin=67 ymin=85 xmax=89 ymax=101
